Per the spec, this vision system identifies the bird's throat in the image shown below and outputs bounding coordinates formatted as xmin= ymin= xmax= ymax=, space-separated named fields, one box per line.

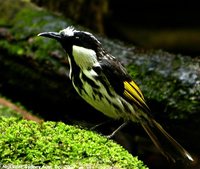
xmin=72 ymin=45 xmax=98 ymax=70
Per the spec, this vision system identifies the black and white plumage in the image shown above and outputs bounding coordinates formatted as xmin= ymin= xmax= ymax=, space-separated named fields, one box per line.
xmin=38 ymin=26 xmax=194 ymax=163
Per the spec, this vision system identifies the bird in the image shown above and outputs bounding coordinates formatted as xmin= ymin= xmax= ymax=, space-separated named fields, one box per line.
xmin=38 ymin=26 xmax=194 ymax=163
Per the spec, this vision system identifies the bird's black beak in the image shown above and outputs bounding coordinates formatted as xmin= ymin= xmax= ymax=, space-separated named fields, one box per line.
xmin=38 ymin=32 xmax=61 ymax=41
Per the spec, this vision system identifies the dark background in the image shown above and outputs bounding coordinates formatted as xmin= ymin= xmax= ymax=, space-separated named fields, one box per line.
xmin=105 ymin=0 xmax=200 ymax=56
xmin=31 ymin=0 xmax=200 ymax=56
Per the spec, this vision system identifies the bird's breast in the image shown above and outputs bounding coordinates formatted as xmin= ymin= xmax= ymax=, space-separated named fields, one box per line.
xmin=72 ymin=70 xmax=135 ymax=120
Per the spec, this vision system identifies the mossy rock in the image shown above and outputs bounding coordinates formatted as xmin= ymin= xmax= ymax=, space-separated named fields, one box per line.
xmin=0 ymin=117 xmax=148 ymax=169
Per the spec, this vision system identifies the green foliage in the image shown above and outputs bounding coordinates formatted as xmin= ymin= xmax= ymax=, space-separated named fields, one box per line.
xmin=0 ymin=118 xmax=148 ymax=169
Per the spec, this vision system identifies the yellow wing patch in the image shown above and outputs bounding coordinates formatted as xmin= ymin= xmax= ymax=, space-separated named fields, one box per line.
xmin=123 ymin=81 xmax=150 ymax=112
xmin=129 ymin=81 xmax=145 ymax=100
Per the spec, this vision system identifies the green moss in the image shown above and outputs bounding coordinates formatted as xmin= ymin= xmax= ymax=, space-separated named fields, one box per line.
xmin=0 ymin=41 xmax=24 ymax=57
xmin=0 ymin=0 xmax=71 ymax=75
xmin=0 ymin=118 xmax=148 ymax=169
xmin=126 ymin=58 xmax=200 ymax=119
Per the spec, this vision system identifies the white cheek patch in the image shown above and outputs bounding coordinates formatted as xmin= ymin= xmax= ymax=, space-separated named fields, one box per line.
xmin=72 ymin=45 xmax=98 ymax=70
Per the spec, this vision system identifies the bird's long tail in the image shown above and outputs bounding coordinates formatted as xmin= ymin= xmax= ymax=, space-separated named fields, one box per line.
xmin=141 ymin=119 xmax=194 ymax=163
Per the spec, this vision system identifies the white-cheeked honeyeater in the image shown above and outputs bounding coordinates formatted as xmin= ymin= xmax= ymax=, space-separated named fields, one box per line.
xmin=38 ymin=26 xmax=194 ymax=163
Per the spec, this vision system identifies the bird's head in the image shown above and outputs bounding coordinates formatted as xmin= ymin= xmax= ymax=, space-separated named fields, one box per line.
xmin=38 ymin=26 xmax=103 ymax=70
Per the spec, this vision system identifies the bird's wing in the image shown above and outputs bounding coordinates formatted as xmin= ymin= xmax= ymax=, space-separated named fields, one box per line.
xmin=99 ymin=58 xmax=151 ymax=114
xmin=99 ymin=58 xmax=194 ymax=163
xmin=123 ymin=80 xmax=151 ymax=114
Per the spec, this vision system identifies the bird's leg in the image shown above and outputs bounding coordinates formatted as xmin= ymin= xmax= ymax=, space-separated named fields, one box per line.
xmin=90 ymin=120 xmax=111 ymax=130
xmin=106 ymin=121 xmax=129 ymax=139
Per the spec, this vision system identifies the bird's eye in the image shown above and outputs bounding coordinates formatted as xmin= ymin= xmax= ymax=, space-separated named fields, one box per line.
xmin=75 ymin=36 xmax=80 ymax=39
xmin=60 ymin=31 xmax=65 ymax=37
